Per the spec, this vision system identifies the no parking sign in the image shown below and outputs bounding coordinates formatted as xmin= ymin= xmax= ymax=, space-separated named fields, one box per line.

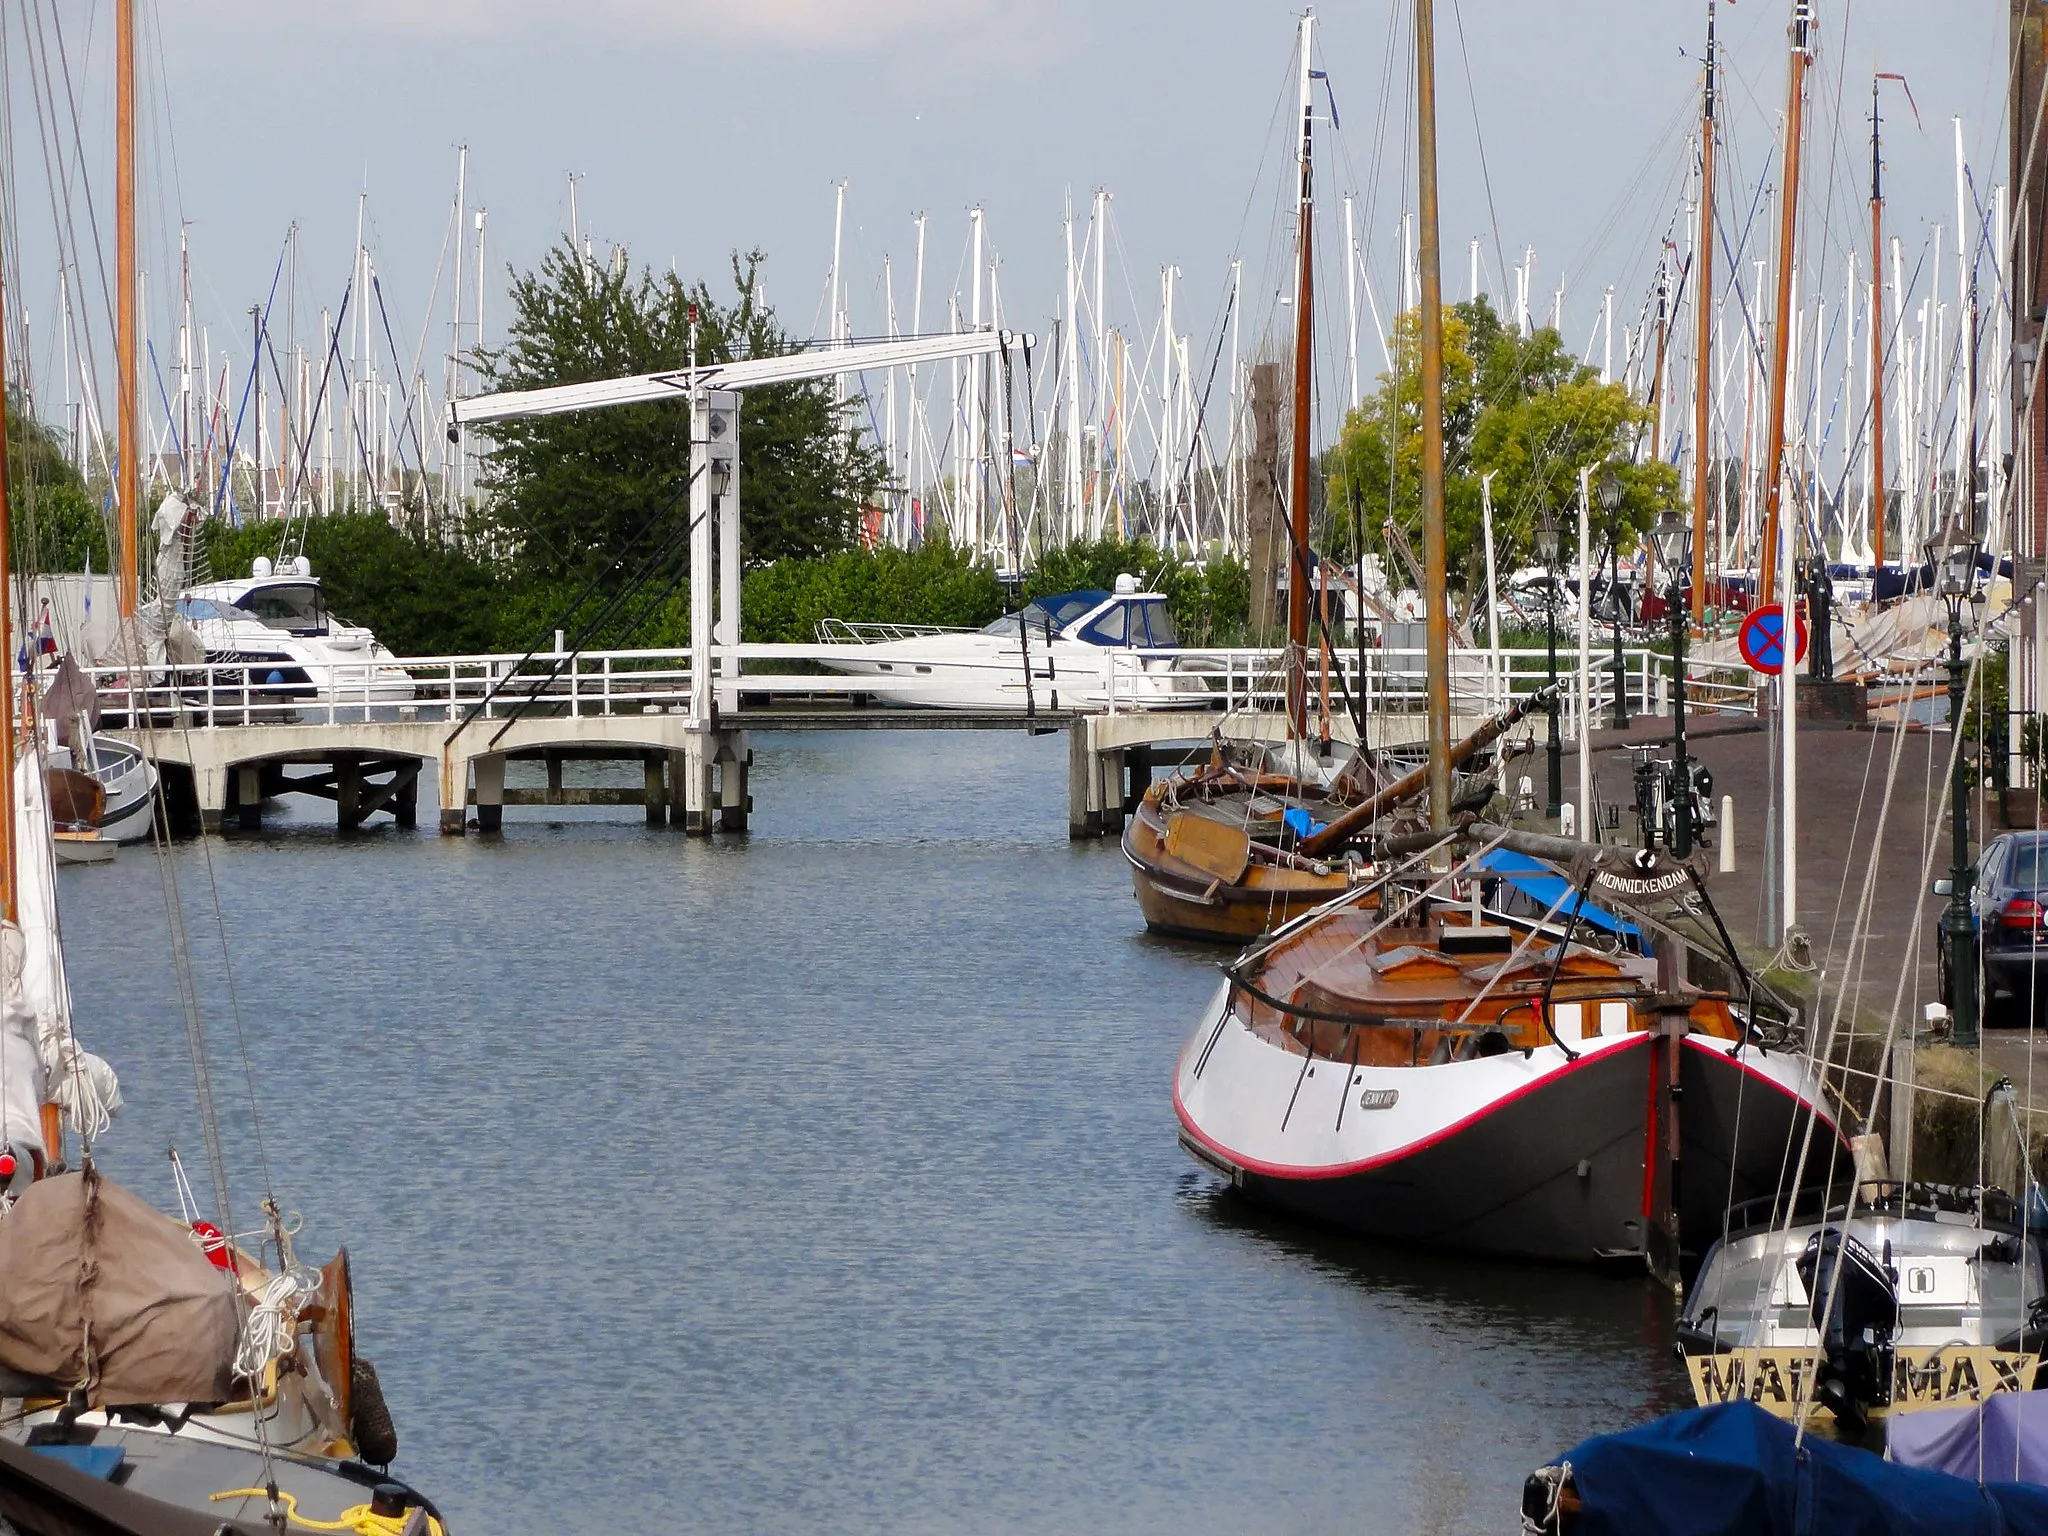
xmin=1738 ymin=604 xmax=1808 ymax=676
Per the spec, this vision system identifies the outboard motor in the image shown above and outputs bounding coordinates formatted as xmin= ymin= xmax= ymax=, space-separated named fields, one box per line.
xmin=1797 ymin=1226 xmax=1899 ymax=1434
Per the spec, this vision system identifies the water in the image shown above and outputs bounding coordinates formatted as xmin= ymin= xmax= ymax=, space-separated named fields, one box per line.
xmin=61 ymin=732 xmax=1692 ymax=1535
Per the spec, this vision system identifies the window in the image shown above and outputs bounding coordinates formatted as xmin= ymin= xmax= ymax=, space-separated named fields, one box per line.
xmin=2005 ymin=841 xmax=2048 ymax=894
xmin=1137 ymin=601 xmax=1178 ymax=646
xmin=1080 ymin=603 xmax=1129 ymax=645
xmin=234 ymin=582 xmax=326 ymax=634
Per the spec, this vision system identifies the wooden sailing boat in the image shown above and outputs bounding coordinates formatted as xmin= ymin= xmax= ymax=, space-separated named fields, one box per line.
xmin=0 ymin=11 xmax=443 ymax=1529
xmin=1123 ymin=15 xmax=1527 ymax=941
xmin=1174 ymin=0 xmax=1847 ymax=1273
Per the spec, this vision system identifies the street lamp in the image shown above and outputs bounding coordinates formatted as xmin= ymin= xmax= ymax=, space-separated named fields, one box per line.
xmin=1927 ymin=515 xmax=1985 ymax=1049
xmin=1599 ymin=468 xmax=1629 ymax=730
xmin=1648 ymin=510 xmax=1694 ymax=858
xmin=1535 ymin=512 xmax=1564 ymax=820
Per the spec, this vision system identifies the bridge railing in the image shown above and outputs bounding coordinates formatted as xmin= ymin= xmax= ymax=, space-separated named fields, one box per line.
xmin=82 ymin=641 xmax=1760 ymax=731
xmin=1103 ymin=646 xmax=1759 ymax=722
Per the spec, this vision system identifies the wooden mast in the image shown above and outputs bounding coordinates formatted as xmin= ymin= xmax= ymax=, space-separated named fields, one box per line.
xmin=1870 ymin=74 xmax=1888 ymax=568
xmin=0 ymin=213 xmax=17 ymax=926
xmin=1758 ymin=1 xmax=1814 ymax=608
xmin=116 ymin=0 xmax=139 ymax=619
xmin=1689 ymin=1 xmax=1718 ymax=618
xmin=1416 ymin=0 xmax=1452 ymax=827
xmin=1284 ymin=13 xmax=1316 ymax=741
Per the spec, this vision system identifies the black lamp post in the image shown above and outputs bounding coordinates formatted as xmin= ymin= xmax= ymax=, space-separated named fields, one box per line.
xmin=1648 ymin=510 xmax=1693 ymax=859
xmin=1928 ymin=517 xmax=1984 ymax=1049
xmin=1536 ymin=512 xmax=1564 ymax=819
xmin=1599 ymin=468 xmax=1629 ymax=730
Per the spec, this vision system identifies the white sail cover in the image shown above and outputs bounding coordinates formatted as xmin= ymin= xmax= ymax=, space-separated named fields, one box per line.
xmin=2 ymin=745 xmax=120 ymax=1159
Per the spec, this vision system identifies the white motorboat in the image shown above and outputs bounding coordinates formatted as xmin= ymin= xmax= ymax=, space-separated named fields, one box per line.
xmin=815 ymin=575 xmax=1210 ymax=712
xmin=1677 ymin=1180 xmax=2046 ymax=1435
xmin=177 ymin=557 xmax=415 ymax=706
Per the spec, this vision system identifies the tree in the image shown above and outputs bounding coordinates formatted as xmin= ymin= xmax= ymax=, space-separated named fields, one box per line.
xmin=4 ymin=393 xmax=109 ymax=575
xmin=475 ymin=243 xmax=887 ymax=592
xmin=1324 ymin=296 xmax=1678 ymax=592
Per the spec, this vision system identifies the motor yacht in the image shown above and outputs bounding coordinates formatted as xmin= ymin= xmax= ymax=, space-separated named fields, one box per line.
xmin=815 ymin=576 xmax=1209 ymax=712
xmin=177 ymin=558 xmax=415 ymax=707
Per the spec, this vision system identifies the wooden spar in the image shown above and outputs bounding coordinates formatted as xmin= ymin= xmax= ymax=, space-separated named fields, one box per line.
xmin=1758 ymin=1 xmax=1814 ymax=608
xmin=1298 ymin=685 xmax=1556 ymax=858
xmin=1416 ymin=0 xmax=1453 ymax=829
xmin=1871 ymin=77 xmax=1885 ymax=566
xmin=115 ymin=0 xmax=139 ymax=619
xmin=1285 ymin=14 xmax=1316 ymax=740
xmin=0 ymin=217 xmax=15 ymax=926
xmin=1690 ymin=1 xmax=1718 ymax=618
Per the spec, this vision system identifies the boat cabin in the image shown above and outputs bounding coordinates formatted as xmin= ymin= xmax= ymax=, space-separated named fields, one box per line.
xmin=981 ymin=577 xmax=1178 ymax=649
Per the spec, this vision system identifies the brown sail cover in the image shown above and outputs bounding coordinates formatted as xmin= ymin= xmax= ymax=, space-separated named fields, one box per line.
xmin=0 ymin=1171 xmax=240 ymax=1405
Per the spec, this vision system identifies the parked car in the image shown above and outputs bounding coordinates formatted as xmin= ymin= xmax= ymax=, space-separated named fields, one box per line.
xmin=1934 ymin=830 xmax=2048 ymax=1025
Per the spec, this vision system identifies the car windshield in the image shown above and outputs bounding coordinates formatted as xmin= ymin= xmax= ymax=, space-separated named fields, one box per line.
xmin=234 ymin=582 xmax=326 ymax=633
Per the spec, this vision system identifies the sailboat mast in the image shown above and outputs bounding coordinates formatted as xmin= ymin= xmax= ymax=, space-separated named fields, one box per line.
xmin=0 ymin=231 xmax=16 ymax=922
xmin=115 ymin=0 xmax=138 ymax=618
xmin=1285 ymin=14 xmax=1316 ymax=740
xmin=1870 ymin=75 xmax=1888 ymax=568
xmin=1690 ymin=0 xmax=1718 ymax=617
xmin=1758 ymin=1 xmax=1814 ymax=608
xmin=1416 ymin=0 xmax=1453 ymax=827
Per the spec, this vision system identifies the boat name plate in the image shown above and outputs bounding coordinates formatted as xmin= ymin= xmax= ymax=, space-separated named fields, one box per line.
xmin=1357 ymin=1089 xmax=1400 ymax=1111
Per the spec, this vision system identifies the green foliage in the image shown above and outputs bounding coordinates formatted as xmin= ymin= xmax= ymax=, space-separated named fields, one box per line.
xmin=5 ymin=393 xmax=110 ymax=574
xmin=476 ymin=242 xmax=888 ymax=584
xmin=739 ymin=535 xmax=1003 ymax=643
xmin=1324 ymin=297 xmax=1680 ymax=592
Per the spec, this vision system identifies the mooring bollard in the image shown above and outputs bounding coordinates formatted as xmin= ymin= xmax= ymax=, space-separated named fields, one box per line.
xmin=1719 ymin=794 xmax=1735 ymax=873
xmin=1560 ymin=801 xmax=1577 ymax=840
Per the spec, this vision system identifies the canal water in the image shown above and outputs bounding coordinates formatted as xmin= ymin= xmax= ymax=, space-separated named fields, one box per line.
xmin=61 ymin=732 xmax=1692 ymax=1535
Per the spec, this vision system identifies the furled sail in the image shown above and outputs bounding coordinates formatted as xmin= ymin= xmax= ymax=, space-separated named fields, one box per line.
xmin=14 ymin=733 xmax=120 ymax=1150
xmin=0 ymin=1169 xmax=240 ymax=1404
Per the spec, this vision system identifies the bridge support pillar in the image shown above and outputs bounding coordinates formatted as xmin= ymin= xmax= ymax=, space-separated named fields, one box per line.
xmin=644 ymin=755 xmax=668 ymax=827
xmin=1068 ymin=720 xmax=1102 ymax=839
xmin=336 ymin=756 xmax=364 ymax=831
xmin=679 ymin=735 xmax=715 ymax=835
xmin=472 ymin=753 xmax=505 ymax=833
xmin=235 ymin=765 xmax=262 ymax=831
xmin=716 ymin=731 xmax=751 ymax=833
xmin=196 ymin=763 xmax=228 ymax=833
xmin=439 ymin=749 xmax=465 ymax=835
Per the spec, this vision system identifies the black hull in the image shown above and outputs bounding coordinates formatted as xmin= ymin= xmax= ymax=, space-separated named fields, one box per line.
xmin=1233 ymin=1041 xmax=1655 ymax=1262
xmin=1679 ymin=1042 xmax=1846 ymax=1256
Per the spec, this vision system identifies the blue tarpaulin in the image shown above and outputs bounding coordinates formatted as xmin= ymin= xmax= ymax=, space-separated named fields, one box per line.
xmin=1539 ymin=1401 xmax=2048 ymax=1536
xmin=1890 ymin=1395 xmax=2048 ymax=1485
xmin=1475 ymin=848 xmax=1643 ymax=942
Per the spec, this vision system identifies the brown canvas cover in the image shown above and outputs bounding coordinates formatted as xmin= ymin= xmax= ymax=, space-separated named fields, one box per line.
xmin=39 ymin=657 xmax=102 ymax=751
xmin=0 ymin=1170 xmax=240 ymax=1405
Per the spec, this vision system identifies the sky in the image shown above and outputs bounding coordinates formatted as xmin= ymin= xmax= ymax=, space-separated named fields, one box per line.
xmin=0 ymin=0 xmax=2017 ymax=457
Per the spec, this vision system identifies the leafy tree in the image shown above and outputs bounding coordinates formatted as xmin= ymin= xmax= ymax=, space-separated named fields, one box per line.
xmin=1324 ymin=297 xmax=1678 ymax=592
xmin=475 ymin=242 xmax=888 ymax=590
xmin=4 ymin=393 xmax=110 ymax=574
xmin=1019 ymin=536 xmax=1249 ymax=645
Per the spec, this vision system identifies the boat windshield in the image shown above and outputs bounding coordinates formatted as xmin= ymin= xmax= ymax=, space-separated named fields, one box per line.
xmin=980 ymin=592 xmax=1105 ymax=639
xmin=234 ymin=582 xmax=327 ymax=635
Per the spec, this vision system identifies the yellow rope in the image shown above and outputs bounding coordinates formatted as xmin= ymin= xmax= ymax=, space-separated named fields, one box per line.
xmin=209 ymin=1487 xmax=443 ymax=1536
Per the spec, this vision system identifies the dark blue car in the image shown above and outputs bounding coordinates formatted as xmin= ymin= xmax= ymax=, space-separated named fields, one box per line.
xmin=1936 ymin=831 xmax=2048 ymax=1025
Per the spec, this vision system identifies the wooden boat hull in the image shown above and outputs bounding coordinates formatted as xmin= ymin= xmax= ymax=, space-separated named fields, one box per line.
xmin=1123 ymin=792 xmax=1352 ymax=945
